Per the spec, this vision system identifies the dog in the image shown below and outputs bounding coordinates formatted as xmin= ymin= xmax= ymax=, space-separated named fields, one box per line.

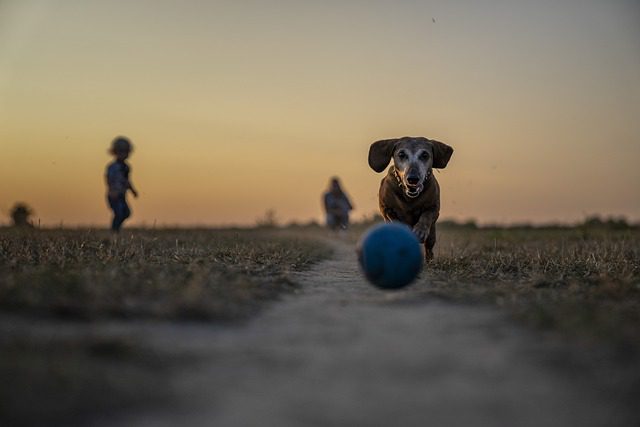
xmin=368 ymin=136 xmax=453 ymax=261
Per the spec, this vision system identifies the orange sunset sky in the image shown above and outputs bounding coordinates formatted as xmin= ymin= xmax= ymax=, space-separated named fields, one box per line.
xmin=1 ymin=0 xmax=639 ymax=226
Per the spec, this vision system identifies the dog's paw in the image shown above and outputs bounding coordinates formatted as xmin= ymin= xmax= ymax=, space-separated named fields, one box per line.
xmin=412 ymin=225 xmax=428 ymax=243
xmin=424 ymin=250 xmax=434 ymax=262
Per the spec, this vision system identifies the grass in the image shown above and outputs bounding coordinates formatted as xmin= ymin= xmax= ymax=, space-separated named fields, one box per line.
xmin=1 ymin=225 xmax=639 ymax=424
xmin=423 ymin=227 xmax=640 ymax=351
xmin=3 ymin=226 xmax=637 ymax=343
xmin=0 ymin=228 xmax=332 ymax=321
xmin=0 ymin=227 xmax=332 ymax=426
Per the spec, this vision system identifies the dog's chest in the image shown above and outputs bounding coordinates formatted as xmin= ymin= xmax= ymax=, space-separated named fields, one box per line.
xmin=383 ymin=191 xmax=424 ymax=226
xmin=396 ymin=204 xmax=424 ymax=226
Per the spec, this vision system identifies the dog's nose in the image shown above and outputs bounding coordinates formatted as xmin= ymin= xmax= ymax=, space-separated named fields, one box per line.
xmin=407 ymin=176 xmax=420 ymax=185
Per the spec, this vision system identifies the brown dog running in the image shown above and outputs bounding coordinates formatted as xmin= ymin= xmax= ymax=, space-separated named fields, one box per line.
xmin=368 ymin=136 xmax=454 ymax=261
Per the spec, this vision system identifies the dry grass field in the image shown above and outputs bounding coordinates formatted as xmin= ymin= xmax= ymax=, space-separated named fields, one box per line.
xmin=426 ymin=226 xmax=640 ymax=351
xmin=0 ymin=228 xmax=331 ymax=321
xmin=0 ymin=228 xmax=332 ymax=425
xmin=3 ymin=225 xmax=637 ymax=342
xmin=0 ymin=225 xmax=638 ymax=425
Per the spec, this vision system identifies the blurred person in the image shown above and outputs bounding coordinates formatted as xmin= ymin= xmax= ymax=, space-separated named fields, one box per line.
xmin=9 ymin=203 xmax=35 ymax=227
xmin=105 ymin=136 xmax=138 ymax=231
xmin=323 ymin=177 xmax=353 ymax=231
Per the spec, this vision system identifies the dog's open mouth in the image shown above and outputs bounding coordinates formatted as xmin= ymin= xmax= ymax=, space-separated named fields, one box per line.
xmin=404 ymin=183 xmax=423 ymax=198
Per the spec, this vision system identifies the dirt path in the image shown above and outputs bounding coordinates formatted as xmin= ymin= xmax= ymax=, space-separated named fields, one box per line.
xmin=100 ymin=240 xmax=635 ymax=427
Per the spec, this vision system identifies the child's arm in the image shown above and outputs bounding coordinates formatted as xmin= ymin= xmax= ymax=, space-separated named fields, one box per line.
xmin=128 ymin=182 xmax=139 ymax=198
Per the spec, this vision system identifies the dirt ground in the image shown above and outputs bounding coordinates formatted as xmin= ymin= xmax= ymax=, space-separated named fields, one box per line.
xmin=57 ymin=238 xmax=639 ymax=426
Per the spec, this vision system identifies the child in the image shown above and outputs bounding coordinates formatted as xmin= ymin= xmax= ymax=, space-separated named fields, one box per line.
xmin=105 ymin=136 xmax=138 ymax=231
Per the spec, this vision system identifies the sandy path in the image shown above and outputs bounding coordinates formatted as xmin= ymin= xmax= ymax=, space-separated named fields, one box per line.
xmin=100 ymin=240 xmax=635 ymax=427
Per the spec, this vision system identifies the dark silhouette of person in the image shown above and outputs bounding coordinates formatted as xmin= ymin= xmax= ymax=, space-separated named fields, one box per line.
xmin=105 ymin=136 xmax=138 ymax=231
xmin=10 ymin=203 xmax=34 ymax=227
xmin=323 ymin=177 xmax=353 ymax=231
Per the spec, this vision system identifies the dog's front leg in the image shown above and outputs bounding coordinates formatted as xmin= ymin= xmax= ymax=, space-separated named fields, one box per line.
xmin=412 ymin=209 xmax=438 ymax=243
xmin=413 ymin=209 xmax=439 ymax=261
xmin=381 ymin=206 xmax=399 ymax=223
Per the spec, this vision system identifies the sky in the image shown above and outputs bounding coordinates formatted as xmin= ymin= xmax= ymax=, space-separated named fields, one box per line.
xmin=1 ymin=0 xmax=639 ymax=226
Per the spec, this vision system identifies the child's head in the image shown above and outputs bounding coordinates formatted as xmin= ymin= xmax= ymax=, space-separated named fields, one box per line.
xmin=110 ymin=136 xmax=133 ymax=160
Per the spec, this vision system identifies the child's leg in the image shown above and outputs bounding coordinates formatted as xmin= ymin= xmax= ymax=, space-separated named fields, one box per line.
xmin=340 ymin=213 xmax=349 ymax=230
xmin=112 ymin=202 xmax=124 ymax=231
xmin=326 ymin=214 xmax=337 ymax=230
xmin=108 ymin=197 xmax=119 ymax=231
xmin=109 ymin=196 xmax=130 ymax=231
xmin=122 ymin=199 xmax=131 ymax=222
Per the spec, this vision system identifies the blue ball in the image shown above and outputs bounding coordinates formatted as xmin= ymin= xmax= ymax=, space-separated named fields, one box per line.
xmin=357 ymin=223 xmax=423 ymax=289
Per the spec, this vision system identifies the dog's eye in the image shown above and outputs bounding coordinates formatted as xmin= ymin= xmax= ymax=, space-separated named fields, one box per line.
xmin=397 ymin=151 xmax=407 ymax=160
xmin=420 ymin=152 xmax=430 ymax=161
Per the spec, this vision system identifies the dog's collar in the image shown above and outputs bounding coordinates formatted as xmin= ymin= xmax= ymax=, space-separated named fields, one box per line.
xmin=392 ymin=167 xmax=403 ymax=188
xmin=391 ymin=166 xmax=431 ymax=198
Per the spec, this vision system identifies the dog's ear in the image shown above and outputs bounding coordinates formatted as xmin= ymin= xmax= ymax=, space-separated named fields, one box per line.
xmin=431 ymin=139 xmax=454 ymax=169
xmin=368 ymin=139 xmax=398 ymax=172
